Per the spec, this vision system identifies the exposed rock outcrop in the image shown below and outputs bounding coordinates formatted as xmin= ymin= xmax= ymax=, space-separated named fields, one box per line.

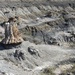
xmin=1 ymin=17 xmax=23 ymax=45
xmin=28 ymin=46 xmax=40 ymax=56
xmin=0 ymin=0 xmax=75 ymax=75
xmin=14 ymin=50 xmax=25 ymax=60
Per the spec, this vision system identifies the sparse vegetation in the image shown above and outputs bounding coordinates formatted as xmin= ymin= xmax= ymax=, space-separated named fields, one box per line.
xmin=41 ymin=67 xmax=55 ymax=75
xmin=60 ymin=64 xmax=75 ymax=75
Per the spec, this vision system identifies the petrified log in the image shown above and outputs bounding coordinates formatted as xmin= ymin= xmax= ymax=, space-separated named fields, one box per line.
xmin=1 ymin=17 xmax=23 ymax=45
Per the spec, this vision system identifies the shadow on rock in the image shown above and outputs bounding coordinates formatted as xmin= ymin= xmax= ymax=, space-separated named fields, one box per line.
xmin=0 ymin=42 xmax=22 ymax=50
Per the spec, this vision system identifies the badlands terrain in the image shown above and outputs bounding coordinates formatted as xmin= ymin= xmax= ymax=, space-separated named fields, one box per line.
xmin=0 ymin=0 xmax=75 ymax=75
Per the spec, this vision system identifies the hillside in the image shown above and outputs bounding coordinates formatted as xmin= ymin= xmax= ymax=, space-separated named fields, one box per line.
xmin=0 ymin=0 xmax=75 ymax=75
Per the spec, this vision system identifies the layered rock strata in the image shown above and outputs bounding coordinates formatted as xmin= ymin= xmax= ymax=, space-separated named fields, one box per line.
xmin=1 ymin=17 xmax=23 ymax=45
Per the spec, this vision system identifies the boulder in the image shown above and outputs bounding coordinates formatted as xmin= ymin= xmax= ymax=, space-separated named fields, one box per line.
xmin=14 ymin=50 xmax=25 ymax=60
xmin=28 ymin=46 xmax=40 ymax=56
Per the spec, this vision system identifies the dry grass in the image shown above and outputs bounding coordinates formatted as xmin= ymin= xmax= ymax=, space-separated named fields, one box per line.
xmin=41 ymin=67 xmax=55 ymax=75
xmin=58 ymin=64 xmax=75 ymax=75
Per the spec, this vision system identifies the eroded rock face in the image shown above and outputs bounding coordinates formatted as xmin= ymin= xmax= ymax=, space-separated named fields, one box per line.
xmin=1 ymin=17 xmax=23 ymax=45
xmin=28 ymin=46 xmax=40 ymax=56
xmin=14 ymin=50 xmax=25 ymax=60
